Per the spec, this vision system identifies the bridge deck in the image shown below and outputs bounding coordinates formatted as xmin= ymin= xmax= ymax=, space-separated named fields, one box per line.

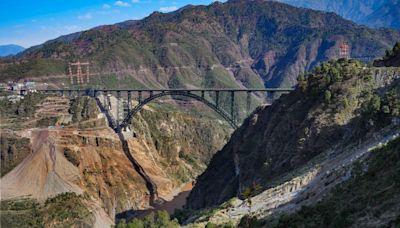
xmin=34 ymin=88 xmax=295 ymax=92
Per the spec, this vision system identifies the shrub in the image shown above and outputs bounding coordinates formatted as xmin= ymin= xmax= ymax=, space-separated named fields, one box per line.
xmin=324 ymin=90 xmax=332 ymax=104
xmin=238 ymin=215 xmax=263 ymax=228
xmin=117 ymin=210 xmax=179 ymax=228
xmin=63 ymin=148 xmax=80 ymax=167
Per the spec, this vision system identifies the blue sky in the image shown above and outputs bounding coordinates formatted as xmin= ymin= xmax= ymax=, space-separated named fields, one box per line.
xmin=0 ymin=0 xmax=223 ymax=48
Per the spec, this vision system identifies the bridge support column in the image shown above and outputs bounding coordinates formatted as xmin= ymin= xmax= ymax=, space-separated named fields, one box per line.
xmin=104 ymin=90 xmax=108 ymax=110
xmin=149 ymin=91 xmax=153 ymax=98
xmin=127 ymin=91 xmax=132 ymax=114
xmin=138 ymin=91 xmax=142 ymax=103
xmin=269 ymin=91 xmax=275 ymax=102
xmin=231 ymin=91 xmax=235 ymax=121
xmin=117 ymin=91 xmax=121 ymax=125
xmin=246 ymin=91 xmax=251 ymax=116
xmin=201 ymin=91 xmax=205 ymax=99
xmin=215 ymin=91 xmax=219 ymax=108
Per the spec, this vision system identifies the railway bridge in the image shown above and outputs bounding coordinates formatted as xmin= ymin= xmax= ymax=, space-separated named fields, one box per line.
xmin=23 ymin=88 xmax=294 ymax=131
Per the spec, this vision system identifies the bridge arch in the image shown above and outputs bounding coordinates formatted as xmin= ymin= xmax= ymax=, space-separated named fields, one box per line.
xmin=119 ymin=91 xmax=239 ymax=129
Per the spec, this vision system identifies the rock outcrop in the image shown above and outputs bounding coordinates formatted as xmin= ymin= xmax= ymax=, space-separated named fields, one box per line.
xmin=187 ymin=60 xmax=400 ymax=209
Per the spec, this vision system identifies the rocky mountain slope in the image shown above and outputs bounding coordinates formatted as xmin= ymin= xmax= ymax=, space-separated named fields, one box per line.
xmin=1 ymin=0 xmax=399 ymax=89
xmin=275 ymin=0 xmax=400 ymax=29
xmin=0 ymin=44 xmax=25 ymax=57
xmin=0 ymin=94 xmax=231 ymax=226
xmin=273 ymin=136 xmax=400 ymax=227
xmin=187 ymin=58 xmax=400 ymax=211
xmin=374 ymin=41 xmax=400 ymax=67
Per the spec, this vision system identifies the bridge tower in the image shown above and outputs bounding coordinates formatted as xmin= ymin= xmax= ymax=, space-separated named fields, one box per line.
xmin=68 ymin=61 xmax=90 ymax=85
xmin=339 ymin=41 xmax=350 ymax=59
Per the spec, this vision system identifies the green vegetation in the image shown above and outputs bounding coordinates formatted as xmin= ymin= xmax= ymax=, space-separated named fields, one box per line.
xmin=0 ymin=193 xmax=94 ymax=228
xmin=238 ymin=215 xmax=263 ymax=228
xmin=383 ymin=41 xmax=400 ymax=61
xmin=36 ymin=116 xmax=58 ymax=127
xmin=69 ymin=96 xmax=98 ymax=122
xmin=116 ymin=210 xmax=179 ymax=228
xmin=241 ymin=183 xmax=263 ymax=211
xmin=374 ymin=41 xmax=400 ymax=67
xmin=274 ymin=137 xmax=400 ymax=227
xmin=0 ymin=58 xmax=67 ymax=81
xmin=131 ymin=105 xmax=231 ymax=185
xmin=360 ymin=86 xmax=400 ymax=129
xmin=0 ymin=93 xmax=46 ymax=118
xmin=204 ymin=221 xmax=235 ymax=228
xmin=174 ymin=207 xmax=219 ymax=225
xmin=0 ymin=136 xmax=31 ymax=176
xmin=298 ymin=58 xmax=399 ymax=129
xmin=0 ymin=198 xmax=43 ymax=227
xmin=63 ymin=148 xmax=80 ymax=167
xmin=2 ymin=0 xmax=398 ymax=91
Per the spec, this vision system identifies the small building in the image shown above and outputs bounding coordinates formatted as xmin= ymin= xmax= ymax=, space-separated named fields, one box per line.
xmin=12 ymin=83 xmax=24 ymax=91
xmin=0 ymin=83 xmax=7 ymax=91
xmin=24 ymin=81 xmax=36 ymax=90
xmin=7 ymin=95 xmax=24 ymax=103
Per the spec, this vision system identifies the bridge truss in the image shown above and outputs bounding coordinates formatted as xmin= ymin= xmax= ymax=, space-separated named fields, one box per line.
xmin=25 ymin=88 xmax=294 ymax=131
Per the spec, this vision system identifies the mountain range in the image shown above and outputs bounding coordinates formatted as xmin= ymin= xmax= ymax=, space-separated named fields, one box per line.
xmin=275 ymin=0 xmax=400 ymax=29
xmin=1 ymin=0 xmax=399 ymax=90
xmin=0 ymin=44 xmax=25 ymax=57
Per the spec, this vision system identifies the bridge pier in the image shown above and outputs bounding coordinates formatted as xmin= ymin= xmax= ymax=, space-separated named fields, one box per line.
xmin=103 ymin=90 xmax=108 ymax=110
xmin=127 ymin=91 xmax=132 ymax=114
xmin=201 ymin=91 xmax=205 ymax=99
xmin=138 ymin=91 xmax=142 ymax=103
xmin=117 ymin=91 xmax=121 ymax=125
xmin=215 ymin=91 xmax=219 ymax=108
xmin=246 ymin=91 xmax=251 ymax=116
xmin=231 ymin=91 xmax=235 ymax=121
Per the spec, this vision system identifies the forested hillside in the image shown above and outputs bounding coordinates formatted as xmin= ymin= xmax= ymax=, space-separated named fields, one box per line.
xmin=1 ymin=0 xmax=399 ymax=89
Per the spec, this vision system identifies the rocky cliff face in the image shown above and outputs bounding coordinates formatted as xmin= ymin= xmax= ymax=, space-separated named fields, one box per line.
xmin=276 ymin=0 xmax=400 ymax=29
xmin=1 ymin=0 xmax=399 ymax=89
xmin=187 ymin=60 xmax=400 ymax=209
xmin=0 ymin=95 xmax=231 ymax=226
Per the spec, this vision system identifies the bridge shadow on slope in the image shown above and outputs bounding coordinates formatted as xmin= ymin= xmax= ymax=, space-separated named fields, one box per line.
xmin=93 ymin=96 xmax=161 ymax=216
xmin=117 ymin=132 xmax=158 ymax=204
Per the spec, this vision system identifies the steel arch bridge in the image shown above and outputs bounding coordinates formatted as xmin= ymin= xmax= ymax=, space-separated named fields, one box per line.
xmin=21 ymin=88 xmax=295 ymax=131
xmin=121 ymin=90 xmax=239 ymax=129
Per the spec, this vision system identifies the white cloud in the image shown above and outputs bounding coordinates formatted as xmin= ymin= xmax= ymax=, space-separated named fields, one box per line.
xmin=78 ymin=13 xmax=93 ymax=20
xmin=159 ymin=6 xmax=178 ymax=12
xmin=115 ymin=1 xmax=130 ymax=7
xmin=102 ymin=4 xmax=111 ymax=9
xmin=64 ymin=25 xmax=80 ymax=32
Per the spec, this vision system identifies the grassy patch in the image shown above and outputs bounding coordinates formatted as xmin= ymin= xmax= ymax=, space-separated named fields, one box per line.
xmin=0 ymin=193 xmax=94 ymax=227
